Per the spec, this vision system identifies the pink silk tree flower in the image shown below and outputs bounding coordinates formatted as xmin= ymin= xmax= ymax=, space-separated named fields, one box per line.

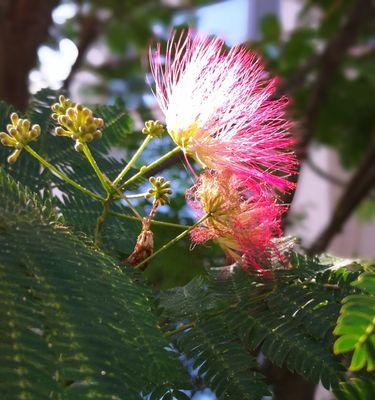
xmin=186 ymin=170 xmax=287 ymax=274
xmin=149 ymin=30 xmax=298 ymax=193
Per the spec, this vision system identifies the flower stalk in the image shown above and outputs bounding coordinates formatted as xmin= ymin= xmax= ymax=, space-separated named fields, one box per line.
xmin=108 ymin=211 xmax=189 ymax=229
xmin=125 ymin=193 xmax=148 ymax=199
xmin=112 ymin=135 xmax=152 ymax=186
xmin=164 ymin=322 xmax=196 ymax=338
xmin=24 ymin=145 xmax=103 ymax=201
xmin=120 ymin=146 xmax=181 ymax=189
xmin=82 ymin=143 xmax=111 ymax=193
xmin=94 ymin=197 xmax=111 ymax=246
xmin=133 ymin=213 xmax=210 ymax=270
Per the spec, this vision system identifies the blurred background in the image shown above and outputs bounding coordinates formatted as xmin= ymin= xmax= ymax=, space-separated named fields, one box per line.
xmin=0 ymin=0 xmax=374 ymax=283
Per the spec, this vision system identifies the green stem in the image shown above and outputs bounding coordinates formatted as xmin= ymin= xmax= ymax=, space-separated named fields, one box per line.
xmin=94 ymin=197 xmax=110 ymax=246
xmin=24 ymin=145 xmax=103 ymax=202
xmin=108 ymin=210 xmax=190 ymax=229
xmin=165 ymin=322 xmax=195 ymax=338
xmin=120 ymin=146 xmax=181 ymax=189
xmin=112 ymin=135 xmax=152 ymax=187
xmin=125 ymin=193 xmax=148 ymax=199
xmin=82 ymin=143 xmax=110 ymax=193
xmin=110 ymin=185 xmax=143 ymax=220
xmin=134 ymin=213 xmax=210 ymax=270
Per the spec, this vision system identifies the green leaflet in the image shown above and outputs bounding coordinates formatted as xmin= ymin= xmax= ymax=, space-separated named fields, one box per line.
xmin=334 ymin=376 xmax=375 ymax=400
xmin=0 ymin=171 xmax=189 ymax=399
xmin=160 ymin=256 xmax=364 ymax=398
xmin=334 ymin=270 xmax=375 ymax=373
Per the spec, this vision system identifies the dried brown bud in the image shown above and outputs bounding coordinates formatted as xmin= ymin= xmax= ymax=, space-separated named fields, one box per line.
xmin=124 ymin=219 xmax=153 ymax=271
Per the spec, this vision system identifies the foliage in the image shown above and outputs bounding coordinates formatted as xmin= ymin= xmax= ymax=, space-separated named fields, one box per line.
xmin=0 ymin=170 xmax=190 ymax=398
xmin=1 ymin=90 xmax=214 ymax=287
xmin=334 ymin=269 xmax=375 ymax=372
xmin=1 ymin=92 xmax=375 ymax=399
xmin=335 ymin=377 xmax=375 ymax=400
xmin=159 ymin=254 xmax=374 ymax=397
xmin=0 ymin=90 xmax=138 ymax=256
xmin=255 ymin=0 xmax=375 ymax=169
xmin=51 ymin=0 xmax=213 ymax=108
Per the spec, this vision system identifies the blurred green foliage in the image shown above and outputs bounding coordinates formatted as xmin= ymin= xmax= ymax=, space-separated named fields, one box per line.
xmin=254 ymin=0 xmax=375 ymax=169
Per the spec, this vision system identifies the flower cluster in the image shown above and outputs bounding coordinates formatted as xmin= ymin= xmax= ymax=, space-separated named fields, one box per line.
xmin=149 ymin=30 xmax=297 ymax=273
xmin=51 ymin=95 xmax=104 ymax=152
xmin=0 ymin=113 xmax=40 ymax=163
xmin=187 ymin=171 xmax=285 ymax=273
xmin=146 ymin=176 xmax=172 ymax=205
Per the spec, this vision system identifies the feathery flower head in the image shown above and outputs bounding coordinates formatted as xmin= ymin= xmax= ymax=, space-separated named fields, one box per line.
xmin=187 ymin=170 xmax=285 ymax=273
xmin=149 ymin=30 xmax=297 ymax=193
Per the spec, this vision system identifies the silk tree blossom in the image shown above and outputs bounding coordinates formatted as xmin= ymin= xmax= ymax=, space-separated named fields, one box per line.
xmin=149 ymin=30 xmax=297 ymax=193
xmin=186 ymin=171 xmax=286 ymax=274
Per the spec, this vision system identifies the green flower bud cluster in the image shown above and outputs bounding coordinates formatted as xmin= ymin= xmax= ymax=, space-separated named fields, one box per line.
xmin=146 ymin=176 xmax=173 ymax=205
xmin=51 ymin=96 xmax=104 ymax=152
xmin=0 ymin=113 xmax=40 ymax=163
xmin=142 ymin=120 xmax=164 ymax=138
xmin=51 ymin=95 xmax=75 ymax=119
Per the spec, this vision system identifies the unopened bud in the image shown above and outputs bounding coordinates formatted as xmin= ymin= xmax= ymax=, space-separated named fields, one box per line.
xmin=31 ymin=125 xmax=40 ymax=138
xmin=55 ymin=127 xmax=66 ymax=136
xmin=147 ymin=176 xmax=173 ymax=205
xmin=66 ymin=120 xmax=74 ymax=129
xmin=142 ymin=120 xmax=164 ymax=138
xmin=10 ymin=113 xmax=19 ymax=125
xmin=7 ymin=149 xmax=21 ymax=164
xmin=74 ymin=141 xmax=84 ymax=152
xmin=22 ymin=119 xmax=30 ymax=131
xmin=95 ymin=118 xmax=104 ymax=128
xmin=67 ymin=108 xmax=75 ymax=119
xmin=84 ymin=133 xmax=93 ymax=142
xmin=82 ymin=108 xmax=91 ymax=119
xmin=93 ymin=130 xmax=102 ymax=139
xmin=0 ymin=133 xmax=16 ymax=147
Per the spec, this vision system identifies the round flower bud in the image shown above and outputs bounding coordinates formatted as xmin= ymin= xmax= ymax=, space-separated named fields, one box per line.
xmin=142 ymin=120 xmax=164 ymax=138
xmin=74 ymin=141 xmax=84 ymax=152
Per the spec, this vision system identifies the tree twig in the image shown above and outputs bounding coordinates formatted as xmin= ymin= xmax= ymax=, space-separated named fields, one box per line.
xmin=297 ymin=0 xmax=375 ymax=160
xmin=283 ymin=0 xmax=375 ymax=222
xmin=308 ymin=136 xmax=375 ymax=255
xmin=306 ymin=157 xmax=347 ymax=187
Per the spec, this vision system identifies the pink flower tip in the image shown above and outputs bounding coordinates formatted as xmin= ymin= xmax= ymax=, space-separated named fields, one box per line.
xmin=186 ymin=170 xmax=292 ymax=274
